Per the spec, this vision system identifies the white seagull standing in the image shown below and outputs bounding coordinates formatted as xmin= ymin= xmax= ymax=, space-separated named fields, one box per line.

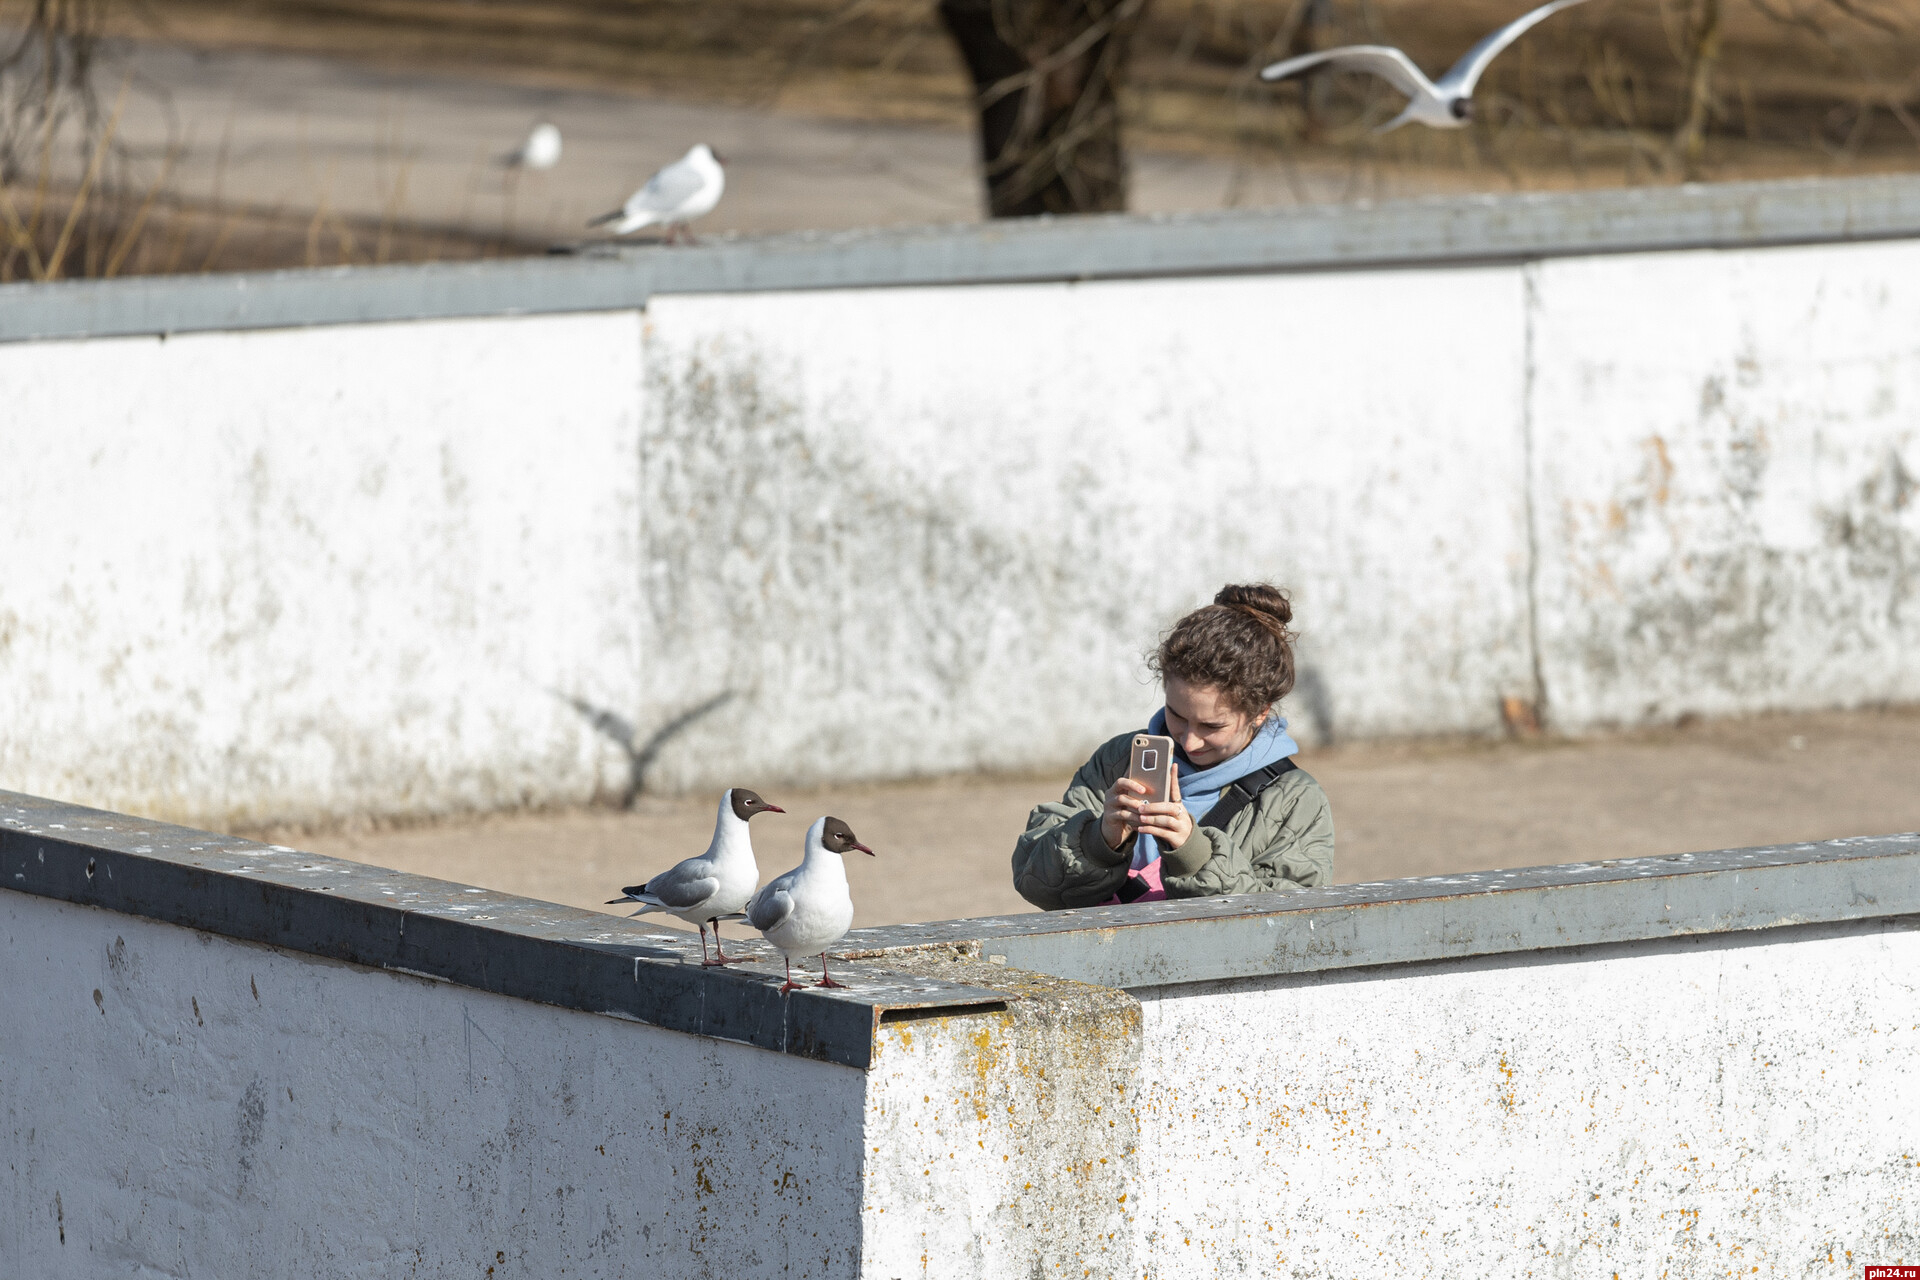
xmin=1260 ymin=0 xmax=1592 ymax=132
xmin=587 ymin=143 xmax=726 ymax=243
xmin=606 ymin=787 xmax=783 ymax=966
xmin=740 ymin=816 xmax=874 ymax=993
xmin=499 ymin=121 xmax=563 ymax=171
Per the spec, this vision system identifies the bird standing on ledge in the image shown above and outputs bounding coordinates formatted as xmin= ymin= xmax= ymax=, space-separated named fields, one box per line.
xmin=741 ymin=816 xmax=874 ymax=993
xmin=588 ymin=143 xmax=726 ymax=243
xmin=607 ymin=787 xmax=782 ymax=966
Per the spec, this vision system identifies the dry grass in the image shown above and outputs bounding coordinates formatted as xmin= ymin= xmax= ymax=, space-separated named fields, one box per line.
xmin=0 ymin=183 xmax=542 ymax=282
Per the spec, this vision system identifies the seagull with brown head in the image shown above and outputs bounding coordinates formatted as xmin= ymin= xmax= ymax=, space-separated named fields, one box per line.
xmin=606 ymin=787 xmax=783 ymax=966
xmin=740 ymin=816 xmax=874 ymax=993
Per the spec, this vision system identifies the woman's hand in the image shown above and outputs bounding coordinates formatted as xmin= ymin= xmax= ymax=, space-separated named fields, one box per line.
xmin=1099 ymin=778 xmax=1147 ymax=851
xmin=1132 ymin=768 xmax=1194 ymax=850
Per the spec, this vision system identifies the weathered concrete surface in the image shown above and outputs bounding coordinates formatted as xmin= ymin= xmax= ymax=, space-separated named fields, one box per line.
xmin=0 ymin=892 xmax=870 ymax=1279
xmin=1531 ymin=241 xmax=1920 ymax=728
xmin=860 ymin=954 xmax=1142 ymax=1276
xmin=4 ymin=210 xmax=1920 ymax=825
xmin=631 ymin=270 xmax=1531 ymax=790
xmin=1133 ymin=920 xmax=1920 ymax=1275
xmin=0 ymin=312 xmax=646 ymax=827
xmin=7 ymin=796 xmax=1920 ymax=1274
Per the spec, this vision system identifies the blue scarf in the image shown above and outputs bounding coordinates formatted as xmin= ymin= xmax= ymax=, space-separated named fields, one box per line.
xmin=1132 ymin=708 xmax=1300 ymax=871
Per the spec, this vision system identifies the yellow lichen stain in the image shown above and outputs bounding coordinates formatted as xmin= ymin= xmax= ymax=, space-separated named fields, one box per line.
xmin=962 ymin=1024 xmax=997 ymax=1122
xmin=1497 ymin=1053 xmax=1517 ymax=1113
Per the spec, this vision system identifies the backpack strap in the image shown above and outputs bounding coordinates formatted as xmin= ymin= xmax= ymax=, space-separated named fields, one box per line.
xmin=1197 ymin=758 xmax=1298 ymax=833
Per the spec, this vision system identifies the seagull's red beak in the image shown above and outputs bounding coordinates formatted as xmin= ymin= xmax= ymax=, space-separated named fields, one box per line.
xmin=765 ymin=804 xmax=786 ymax=814
xmin=855 ymin=842 xmax=875 ymax=857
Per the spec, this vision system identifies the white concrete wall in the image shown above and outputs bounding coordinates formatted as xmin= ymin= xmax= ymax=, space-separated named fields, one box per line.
xmin=1531 ymin=240 xmax=1920 ymax=728
xmin=1134 ymin=921 xmax=1920 ymax=1274
xmin=11 ymin=880 xmax=1914 ymax=1276
xmin=631 ymin=271 xmax=1531 ymax=791
xmin=3 ymin=235 xmax=1917 ymax=823
xmin=1 ymin=889 xmax=868 ymax=1279
xmin=0 ymin=313 xmax=646 ymax=827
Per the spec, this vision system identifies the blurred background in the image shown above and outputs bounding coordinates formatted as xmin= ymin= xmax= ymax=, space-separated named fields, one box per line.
xmin=5 ymin=0 xmax=1920 ymax=280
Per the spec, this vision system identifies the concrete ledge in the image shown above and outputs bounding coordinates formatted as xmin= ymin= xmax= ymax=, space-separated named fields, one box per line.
xmin=0 ymin=791 xmax=1006 ymax=1070
xmin=10 ymin=790 xmax=1920 ymax=1049
xmin=846 ymin=833 xmax=1920 ymax=988
xmin=6 ymin=173 xmax=1920 ymax=342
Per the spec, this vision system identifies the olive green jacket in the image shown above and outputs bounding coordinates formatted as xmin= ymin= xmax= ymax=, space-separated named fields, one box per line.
xmin=1012 ymin=731 xmax=1336 ymax=910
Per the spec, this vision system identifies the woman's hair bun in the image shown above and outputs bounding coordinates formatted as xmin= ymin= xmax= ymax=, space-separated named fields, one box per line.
xmin=1151 ymin=582 xmax=1299 ymax=716
xmin=1213 ymin=583 xmax=1293 ymax=630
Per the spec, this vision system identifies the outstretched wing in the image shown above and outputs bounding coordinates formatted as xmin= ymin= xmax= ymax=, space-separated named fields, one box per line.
xmin=628 ymin=159 xmax=708 ymax=218
xmin=1439 ymin=0 xmax=1591 ymax=94
xmin=745 ymin=883 xmax=796 ymax=934
xmin=635 ymin=859 xmax=719 ymax=911
xmin=1260 ymin=45 xmax=1436 ymax=101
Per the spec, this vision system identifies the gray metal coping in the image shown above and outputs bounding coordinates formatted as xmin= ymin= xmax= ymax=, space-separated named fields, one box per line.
xmin=0 ymin=790 xmax=1007 ymax=1071
xmin=6 ymin=172 xmax=1920 ymax=344
xmin=6 ymin=794 xmax=1918 ymax=1058
xmin=841 ymin=831 xmax=1920 ymax=990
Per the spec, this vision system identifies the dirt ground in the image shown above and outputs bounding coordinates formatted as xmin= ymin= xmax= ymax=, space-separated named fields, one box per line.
xmin=291 ymin=705 xmax=1920 ymax=933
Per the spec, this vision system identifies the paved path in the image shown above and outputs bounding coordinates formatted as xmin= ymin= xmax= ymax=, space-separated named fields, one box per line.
xmin=99 ymin=37 xmax=1444 ymax=247
xmin=287 ymin=706 xmax=1920 ymax=930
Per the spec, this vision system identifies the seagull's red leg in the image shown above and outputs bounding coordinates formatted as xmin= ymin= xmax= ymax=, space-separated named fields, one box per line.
xmin=704 ymin=918 xmax=744 ymax=966
xmin=815 ymin=955 xmax=848 ymax=990
xmin=693 ymin=922 xmax=712 ymax=965
xmin=778 ymin=957 xmax=806 ymax=995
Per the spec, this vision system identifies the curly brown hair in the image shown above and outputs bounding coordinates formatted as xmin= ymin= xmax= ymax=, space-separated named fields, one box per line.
xmin=1149 ymin=583 xmax=1297 ymax=717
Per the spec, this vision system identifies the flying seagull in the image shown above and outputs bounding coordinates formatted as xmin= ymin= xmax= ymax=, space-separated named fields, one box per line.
xmin=1260 ymin=0 xmax=1592 ymax=132
xmin=587 ymin=143 xmax=726 ymax=243
xmin=739 ymin=816 xmax=873 ymax=993
xmin=499 ymin=122 xmax=562 ymax=171
xmin=606 ymin=787 xmax=782 ymax=966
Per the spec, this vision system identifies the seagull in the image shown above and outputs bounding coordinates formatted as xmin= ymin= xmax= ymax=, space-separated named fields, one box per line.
xmin=1260 ymin=0 xmax=1592 ymax=132
xmin=605 ymin=788 xmax=782 ymax=966
xmin=499 ymin=122 xmax=562 ymax=171
xmin=739 ymin=816 xmax=874 ymax=993
xmin=587 ymin=143 xmax=726 ymax=243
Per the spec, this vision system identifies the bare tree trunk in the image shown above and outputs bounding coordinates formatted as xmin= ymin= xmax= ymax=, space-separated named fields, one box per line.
xmin=1672 ymin=0 xmax=1722 ymax=178
xmin=937 ymin=0 xmax=1147 ymax=217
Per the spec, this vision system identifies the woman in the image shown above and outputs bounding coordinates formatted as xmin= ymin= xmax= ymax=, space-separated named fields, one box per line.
xmin=1012 ymin=584 xmax=1335 ymax=909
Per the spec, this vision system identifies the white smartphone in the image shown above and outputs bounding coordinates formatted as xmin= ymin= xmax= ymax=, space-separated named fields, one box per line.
xmin=1128 ymin=734 xmax=1176 ymax=805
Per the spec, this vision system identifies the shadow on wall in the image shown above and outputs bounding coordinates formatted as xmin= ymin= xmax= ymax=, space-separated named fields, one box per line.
xmin=561 ymin=689 xmax=736 ymax=807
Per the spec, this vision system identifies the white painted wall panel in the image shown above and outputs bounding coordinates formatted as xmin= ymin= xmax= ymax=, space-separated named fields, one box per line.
xmin=4 ymin=236 xmax=1918 ymax=824
xmin=633 ymin=270 xmax=1532 ymax=790
xmin=0 ymin=891 xmax=865 ymax=1279
xmin=0 ymin=313 xmax=645 ymax=827
xmin=1530 ymin=242 xmax=1920 ymax=727
xmin=1133 ymin=923 xmax=1920 ymax=1275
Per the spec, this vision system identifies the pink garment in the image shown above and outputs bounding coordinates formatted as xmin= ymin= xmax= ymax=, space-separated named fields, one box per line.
xmin=1103 ymin=858 xmax=1166 ymax=905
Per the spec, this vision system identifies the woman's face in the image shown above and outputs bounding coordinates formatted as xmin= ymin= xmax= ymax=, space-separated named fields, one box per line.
xmin=1163 ymin=676 xmax=1269 ymax=768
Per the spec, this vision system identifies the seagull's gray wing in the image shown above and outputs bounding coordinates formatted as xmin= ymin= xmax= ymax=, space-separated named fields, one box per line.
xmin=641 ymin=859 xmax=720 ymax=911
xmin=745 ymin=883 xmax=796 ymax=934
xmin=1438 ymin=0 xmax=1591 ymax=94
xmin=1260 ymin=46 xmax=1436 ymax=101
xmin=629 ymin=160 xmax=707 ymax=217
